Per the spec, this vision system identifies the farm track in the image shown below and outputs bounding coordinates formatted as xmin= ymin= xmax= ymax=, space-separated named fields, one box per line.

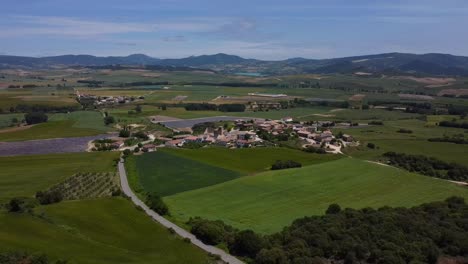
xmin=118 ymin=159 xmax=244 ymax=264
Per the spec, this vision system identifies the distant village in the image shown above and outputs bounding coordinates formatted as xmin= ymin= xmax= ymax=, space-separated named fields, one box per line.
xmin=76 ymin=91 xmax=144 ymax=106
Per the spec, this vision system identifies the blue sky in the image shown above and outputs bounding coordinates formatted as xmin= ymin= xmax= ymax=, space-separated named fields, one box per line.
xmin=1 ymin=0 xmax=467 ymax=60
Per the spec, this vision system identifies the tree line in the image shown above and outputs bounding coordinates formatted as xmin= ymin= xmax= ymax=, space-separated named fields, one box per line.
xmin=9 ymin=104 xmax=80 ymax=113
xmin=271 ymin=160 xmax=302 ymax=170
xmin=383 ymin=152 xmax=468 ymax=182
xmin=0 ymin=251 xmax=68 ymax=264
xmin=428 ymin=134 xmax=468 ymax=145
xmin=439 ymin=120 xmax=468 ymax=129
xmin=185 ymin=103 xmax=246 ymax=112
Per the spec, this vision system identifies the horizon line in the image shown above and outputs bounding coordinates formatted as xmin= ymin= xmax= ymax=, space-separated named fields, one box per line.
xmin=0 ymin=51 xmax=465 ymax=61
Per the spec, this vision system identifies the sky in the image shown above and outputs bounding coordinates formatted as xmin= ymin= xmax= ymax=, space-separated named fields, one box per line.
xmin=1 ymin=0 xmax=468 ymax=60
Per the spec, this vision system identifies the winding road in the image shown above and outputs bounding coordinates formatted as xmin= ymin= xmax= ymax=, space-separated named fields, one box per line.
xmin=118 ymin=159 xmax=244 ymax=264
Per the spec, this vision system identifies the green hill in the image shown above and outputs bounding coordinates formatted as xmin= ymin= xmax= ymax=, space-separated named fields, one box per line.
xmin=0 ymin=198 xmax=210 ymax=264
xmin=164 ymin=158 xmax=468 ymax=234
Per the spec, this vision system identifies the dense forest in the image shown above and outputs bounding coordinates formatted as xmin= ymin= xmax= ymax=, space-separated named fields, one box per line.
xmin=188 ymin=197 xmax=468 ymax=264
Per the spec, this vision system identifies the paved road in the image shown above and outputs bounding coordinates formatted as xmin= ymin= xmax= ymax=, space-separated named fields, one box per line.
xmin=118 ymin=160 xmax=244 ymax=264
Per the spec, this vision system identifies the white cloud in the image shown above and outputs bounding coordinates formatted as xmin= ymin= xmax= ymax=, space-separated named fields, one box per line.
xmin=0 ymin=15 xmax=246 ymax=38
xmin=2 ymin=16 xmax=156 ymax=36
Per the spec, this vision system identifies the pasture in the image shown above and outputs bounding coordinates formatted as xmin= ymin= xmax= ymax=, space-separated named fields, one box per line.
xmin=0 ymin=152 xmax=119 ymax=202
xmin=339 ymin=119 xmax=468 ymax=164
xmin=161 ymin=147 xmax=342 ymax=174
xmin=128 ymin=150 xmax=241 ymax=197
xmin=0 ymin=113 xmax=24 ymax=128
xmin=164 ymin=158 xmax=468 ymax=233
xmin=0 ymin=198 xmax=210 ymax=264
xmin=0 ymin=111 xmax=110 ymax=141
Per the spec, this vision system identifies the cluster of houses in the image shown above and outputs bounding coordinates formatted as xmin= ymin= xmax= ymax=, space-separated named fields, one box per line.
xmin=90 ymin=116 xmax=356 ymax=154
xmin=76 ymin=91 xmax=144 ymax=106
xmin=159 ymin=127 xmax=260 ymax=148
xmin=155 ymin=117 xmax=355 ymax=150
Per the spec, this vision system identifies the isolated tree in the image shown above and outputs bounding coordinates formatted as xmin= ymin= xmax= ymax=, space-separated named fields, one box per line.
xmin=190 ymin=221 xmax=224 ymax=245
xmin=119 ymin=126 xmax=131 ymax=137
xmin=161 ymin=104 xmax=167 ymax=111
xmin=104 ymin=116 xmax=115 ymax=125
xmin=146 ymin=194 xmax=169 ymax=215
xmin=24 ymin=112 xmax=48 ymax=125
xmin=135 ymin=104 xmax=142 ymax=113
xmin=8 ymin=198 xmax=26 ymax=212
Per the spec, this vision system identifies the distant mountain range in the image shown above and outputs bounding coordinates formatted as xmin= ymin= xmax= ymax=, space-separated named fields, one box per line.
xmin=2 ymin=52 xmax=468 ymax=76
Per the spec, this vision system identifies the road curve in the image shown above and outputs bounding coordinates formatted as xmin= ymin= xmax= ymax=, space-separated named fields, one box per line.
xmin=118 ymin=159 xmax=244 ymax=264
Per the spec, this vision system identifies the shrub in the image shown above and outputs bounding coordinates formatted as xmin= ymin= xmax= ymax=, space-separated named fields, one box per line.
xmin=397 ymin=128 xmax=413 ymax=134
xmin=326 ymin=203 xmax=341 ymax=214
xmin=271 ymin=160 xmax=302 ymax=170
xmin=369 ymin=121 xmax=384 ymax=125
xmin=146 ymin=194 xmax=169 ymax=215
xmin=367 ymin=143 xmax=376 ymax=149
xmin=8 ymin=198 xmax=27 ymax=213
xmin=190 ymin=220 xmax=225 ymax=245
xmin=132 ymin=131 xmax=149 ymax=140
xmin=111 ymin=188 xmax=122 ymax=196
xmin=24 ymin=112 xmax=48 ymax=125
xmin=119 ymin=129 xmax=131 ymax=137
xmin=0 ymin=252 xmax=67 ymax=264
xmin=255 ymin=248 xmax=288 ymax=264
xmin=104 ymin=116 xmax=115 ymax=125
xmin=135 ymin=105 xmax=142 ymax=113
xmin=36 ymin=190 xmax=63 ymax=205
xmin=316 ymin=148 xmax=327 ymax=154
xmin=229 ymin=230 xmax=264 ymax=258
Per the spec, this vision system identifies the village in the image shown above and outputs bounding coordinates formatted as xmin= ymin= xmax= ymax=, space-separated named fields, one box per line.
xmin=89 ymin=116 xmax=359 ymax=154
xmin=76 ymin=90 xmax=145 ymax=106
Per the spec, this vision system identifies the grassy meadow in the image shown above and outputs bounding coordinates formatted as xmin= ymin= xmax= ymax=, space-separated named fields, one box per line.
xmin=0 ymin=152 xmax=119 ymax=202
xmin=161 ymin=147 xmax=342 ymax=174
xmin=0 ymin=113 xmax=24 ymax=128
xmin=0 ymin=111 xmax=111 ymax=142
xmin=0 ymin=198 xmax=210 ymax=264
xmin=339 ymin=119 xmax=468 ymax=164
xmin=164 ymin=158 xmax=468 ymax=233
xmin=128 ymin=150 xmax=241 ymax=197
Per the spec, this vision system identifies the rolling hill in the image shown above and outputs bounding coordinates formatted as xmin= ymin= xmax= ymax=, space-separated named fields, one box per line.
xmin=2 ymin=52 xmax=468 ymax=76
xmin=164 ymin=158 xmax=468 ymax=233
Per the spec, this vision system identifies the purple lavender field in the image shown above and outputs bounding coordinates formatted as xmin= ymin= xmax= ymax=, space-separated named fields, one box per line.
xmin=0 ymin=134 xmax=114 ymax=156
